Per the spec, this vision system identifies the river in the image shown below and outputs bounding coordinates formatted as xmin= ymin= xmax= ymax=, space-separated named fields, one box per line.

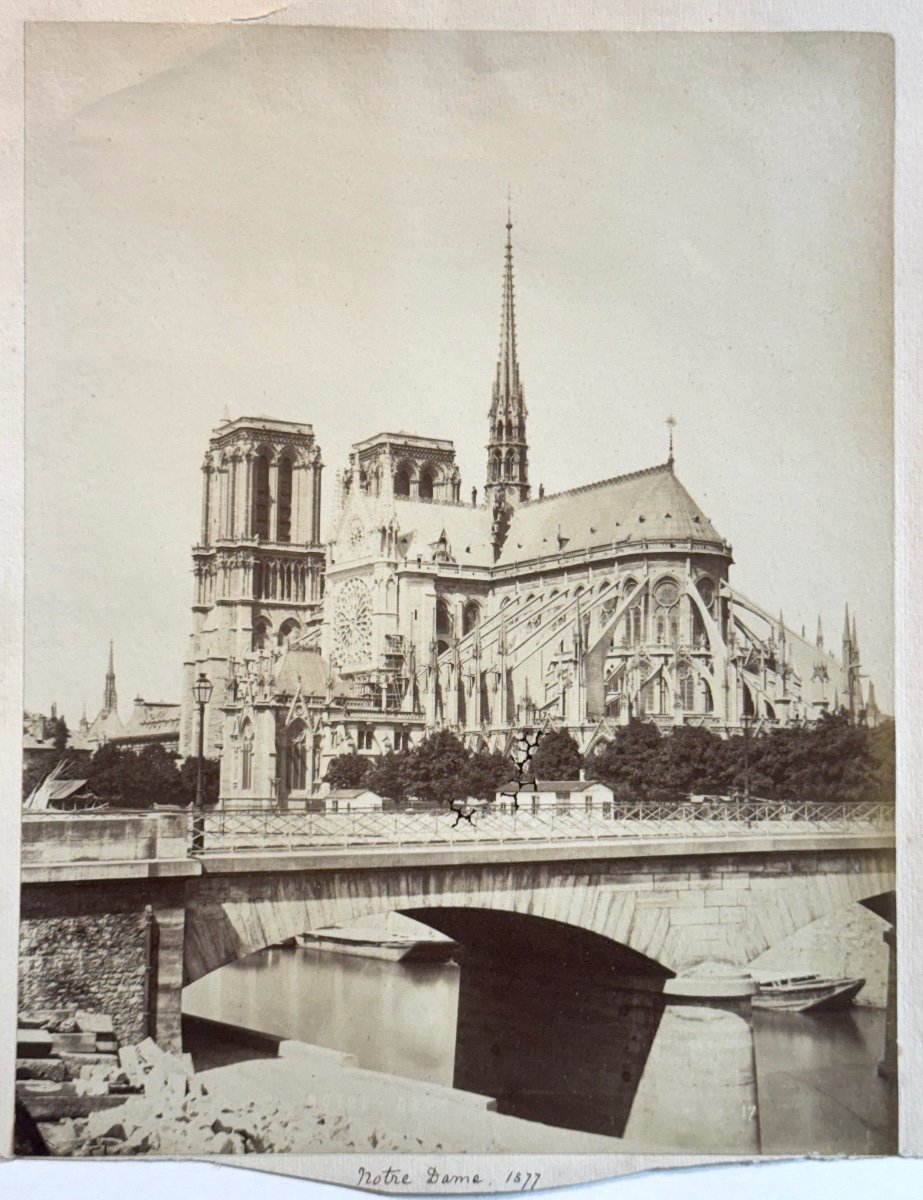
xmin=183 ymin=944 xmax=895 ymax=1155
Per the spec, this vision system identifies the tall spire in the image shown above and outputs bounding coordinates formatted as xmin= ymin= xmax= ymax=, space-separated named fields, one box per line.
xmin=103 ymin=639 xmax=118 ymax=714
xmin=486 ymin=202 xmax=530 ymax=508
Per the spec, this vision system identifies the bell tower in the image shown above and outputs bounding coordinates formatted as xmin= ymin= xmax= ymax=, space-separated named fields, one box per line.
xmin=485 ymin=208 xmax=530 ymax=509
xmin=180 ymin=416 xmax=326 ymax=756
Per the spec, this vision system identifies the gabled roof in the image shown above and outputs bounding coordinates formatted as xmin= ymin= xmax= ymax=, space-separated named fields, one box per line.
xmin=274 ymin=647 xmax=353 ymax=698
xmin=496 ymin=463 xmax=727 ymax=567
xmin=121 ymin=702 xmax=181 ymax=740
xmin=327 ymin=788 xmax=381 ymax=800
xmin=393 ymin=498 xmax=494 ymax=567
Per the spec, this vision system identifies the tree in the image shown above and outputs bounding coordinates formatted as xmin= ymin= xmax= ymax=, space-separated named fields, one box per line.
xmin=86 ymin=742 xmax=186 ymax=808
xmin=653 ymin=725 xmax=727 ymax=800
xmin=586 ymin=720 xmax=662 ymax=799
xmin=324 ymin=752 xmax=371 ymax=790
xmin=178 ymin=756 xmax=221 ymax=806
xmin=462 ymin=751 xmax=515 ymax=801
xmin=869 ymin=719 xmax=895 ymax=805
xmin=529 ymin=729 xmax=583 ymax=781
xmin=404 ymin=731 xmax=471 ymax=805
xmin=51 ymin=717 xmax=69 ymax=753
xmin=366 ymin=751 xmax=413 ymax=804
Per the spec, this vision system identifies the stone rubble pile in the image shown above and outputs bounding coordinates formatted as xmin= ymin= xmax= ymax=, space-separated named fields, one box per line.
xmin=26 ymin=1031 xmax=445 ymax=1156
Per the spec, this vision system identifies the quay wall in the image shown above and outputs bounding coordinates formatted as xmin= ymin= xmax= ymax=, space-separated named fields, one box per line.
xmin=19 ymin=879 xmax=186 ymax=1049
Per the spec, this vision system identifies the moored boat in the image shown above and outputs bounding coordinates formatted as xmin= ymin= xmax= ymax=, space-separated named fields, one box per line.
xmin=297 ymin=925 xmax=458 ymax=963
xmin=752 ymin=972 xmax=865 ymax=1012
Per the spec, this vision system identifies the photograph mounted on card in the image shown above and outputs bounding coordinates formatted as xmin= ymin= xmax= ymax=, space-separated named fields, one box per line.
xmin=16 ymin=20 xmax=895 ymax=1172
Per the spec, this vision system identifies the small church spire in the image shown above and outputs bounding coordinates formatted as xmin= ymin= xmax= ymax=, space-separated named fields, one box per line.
xmin=103 ymin=639 xmax=118 ymax=715
xmin=666 ymin=415 xmax=677 ymax=468
xmin=486 ymin=202 xmax=530 ymax=509
xmin=816 ymin=614 xmax=824 ymax=650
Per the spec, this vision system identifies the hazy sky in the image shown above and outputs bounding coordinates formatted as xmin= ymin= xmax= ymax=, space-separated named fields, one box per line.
xmin=24 ymin=24 xmax=894 ymax=722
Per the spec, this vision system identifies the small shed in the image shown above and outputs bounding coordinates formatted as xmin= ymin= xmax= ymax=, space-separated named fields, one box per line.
xmin=495 ymin=779 xmax=615 ymax=812
xmin=322 ymin=787 xmax=384 ymax=813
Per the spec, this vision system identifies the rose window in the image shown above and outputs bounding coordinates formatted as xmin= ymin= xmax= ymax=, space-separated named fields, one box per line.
xmin=654 ymin=579 xmax=680 ymax=608
xmin=332 ymin=578 xmax=373 ymax=666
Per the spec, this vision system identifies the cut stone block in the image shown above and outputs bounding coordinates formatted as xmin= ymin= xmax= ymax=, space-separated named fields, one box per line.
xmin=16 ymin=1058 xmax=68 ymax=1082
xmin=17 ymin=1029 xmax=53 ymax=1058
xmin=52 ymin=1032 xmax=98 ymax=1054
xmin=75 ymin=1011 xmax=115 ymax=1036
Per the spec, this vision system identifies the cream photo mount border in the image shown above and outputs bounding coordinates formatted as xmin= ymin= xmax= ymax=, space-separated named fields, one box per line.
xmin=0 ymin=0 xmax=918 ymax=1191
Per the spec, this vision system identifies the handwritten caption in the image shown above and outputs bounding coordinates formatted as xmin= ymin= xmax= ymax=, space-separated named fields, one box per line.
xmin=357 ymin=1166 xmax=542 ymax=1191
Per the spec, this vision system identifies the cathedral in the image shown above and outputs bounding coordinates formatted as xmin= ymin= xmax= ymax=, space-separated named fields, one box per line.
xmin=180 ymin=216 xmax=878 ymax=807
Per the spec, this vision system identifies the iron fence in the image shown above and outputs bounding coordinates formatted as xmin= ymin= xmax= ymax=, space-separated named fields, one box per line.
xmin=198 ymin=798 xmax=893 ymax=853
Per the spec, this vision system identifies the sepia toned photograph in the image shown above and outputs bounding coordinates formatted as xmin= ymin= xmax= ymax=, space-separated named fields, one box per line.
xmin=15 ymin=21 xmax=896 ymax=1167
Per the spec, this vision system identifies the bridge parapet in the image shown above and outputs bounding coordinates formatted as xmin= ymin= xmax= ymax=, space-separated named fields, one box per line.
xmin=201 ymin=799 xmax=894 ymax=854
xmin=22 ymin=810 xmax=195 ymax=878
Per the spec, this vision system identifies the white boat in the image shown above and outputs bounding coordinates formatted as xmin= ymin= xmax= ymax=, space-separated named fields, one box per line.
xmin=752 ymin=972 xmax=865 ymax=1012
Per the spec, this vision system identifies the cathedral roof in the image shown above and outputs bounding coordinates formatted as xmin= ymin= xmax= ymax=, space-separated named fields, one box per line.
xmin=496 ymin=462 xmax=727 ymax=567
xmin=274 ymin=647 xmax=355 ymax=698
xmin=393 ymin=498 xmax=494 ymax=566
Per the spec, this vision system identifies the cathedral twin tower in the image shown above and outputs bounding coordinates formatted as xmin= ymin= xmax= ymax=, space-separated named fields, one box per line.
xmin=181 ymin=213 xmax=872 ymax=794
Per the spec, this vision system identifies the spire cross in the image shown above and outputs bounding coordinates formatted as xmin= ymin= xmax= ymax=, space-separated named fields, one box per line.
xmin=666 ymin=415 xmax=677 ymax=466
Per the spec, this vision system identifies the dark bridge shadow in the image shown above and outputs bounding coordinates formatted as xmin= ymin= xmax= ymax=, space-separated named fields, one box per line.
xmin=402 ymin=907 xmax=672 ymax=1138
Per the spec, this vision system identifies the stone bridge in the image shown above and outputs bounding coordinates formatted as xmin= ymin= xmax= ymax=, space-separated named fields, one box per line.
xmin=19 ymin=810 xmax=895 ymax=1152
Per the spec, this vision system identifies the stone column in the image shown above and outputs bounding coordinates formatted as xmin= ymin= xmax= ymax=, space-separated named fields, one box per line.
xmin=200 ymin=461 xmax=211 ymax=546
xmin=292 ymin=463 xmax=306 ymax=544
xmin=149 ymin=892 xmax=188 ymax=1054
xmin=268 ymin=458 xmax=280 ymax=542
xmin=242 ymin=454 xmax=254 ymax=538
xmin=623 ymin=968 xmax=760 ymax=1153
xmin=311 ymin=459 xmax=323 ymax=544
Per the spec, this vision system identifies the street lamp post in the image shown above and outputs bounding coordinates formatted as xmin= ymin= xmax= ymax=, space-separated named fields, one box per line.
xmin=192 ymin=672 xmax=214 ymax=854
xmin=741 ymin=712 xmax=752 ymax=803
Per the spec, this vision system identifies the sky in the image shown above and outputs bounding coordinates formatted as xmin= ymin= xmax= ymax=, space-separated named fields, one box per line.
xmin=23 ymin=24 xmax=894 ymax=723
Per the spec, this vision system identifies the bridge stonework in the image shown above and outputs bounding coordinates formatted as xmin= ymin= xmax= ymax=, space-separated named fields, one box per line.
xmin=20 ymin=818 xmax=894 ymax=1154
xmin=183 ymin=846 xmax=896 ymax=984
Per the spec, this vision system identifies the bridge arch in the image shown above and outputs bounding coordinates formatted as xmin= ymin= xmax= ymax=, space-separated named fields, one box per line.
xmin=182 ymin=847 xmax=893 ymax=986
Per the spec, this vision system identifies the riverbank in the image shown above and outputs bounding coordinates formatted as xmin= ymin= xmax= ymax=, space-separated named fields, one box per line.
xmin=186 ymin=1018 xmax=634 ymax=1153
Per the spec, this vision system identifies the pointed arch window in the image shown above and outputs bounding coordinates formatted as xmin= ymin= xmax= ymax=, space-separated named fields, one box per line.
xmin=286 ymin=721 xmax=308 ymax=793
xmin=277 ymin=456 xmax=293 ymax=542
xmin=462 ymin=600 xmax=481 ymax=635
xmin=394 ymin=464 xmax=411 ymax=496
xmin=277 ymin=617 xmax=300 ymax=647
xmin=252 ymin=453 xmax=271 ymax=540
xmin=678 ymin=667 xmax=695 ymax=711
xmin=253 ymin=617 xmax=271 ymax=650
xmin=436 ymin=597 xmax=453 ymax=638
xmin=419 ymin=468 xmax=435 ymax=500
xmin=240 ymin=720 xmax=254 ymax=792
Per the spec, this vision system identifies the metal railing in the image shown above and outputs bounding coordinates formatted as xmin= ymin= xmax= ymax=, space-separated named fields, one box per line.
xmin=199 ymin=798 xmax=893 ymax=853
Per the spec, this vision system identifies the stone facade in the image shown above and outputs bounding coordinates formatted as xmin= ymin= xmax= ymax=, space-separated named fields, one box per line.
xmin=180 ymin=220 xmax=879 ymax=808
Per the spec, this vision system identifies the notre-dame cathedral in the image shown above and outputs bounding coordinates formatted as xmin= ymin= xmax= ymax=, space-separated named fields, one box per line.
xmin=180 ymin=217 xmax=878 ymax=807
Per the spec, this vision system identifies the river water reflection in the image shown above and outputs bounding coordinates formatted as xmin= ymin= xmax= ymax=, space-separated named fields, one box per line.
xmin=183 ymin=945 xmax=894 ymax=1154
